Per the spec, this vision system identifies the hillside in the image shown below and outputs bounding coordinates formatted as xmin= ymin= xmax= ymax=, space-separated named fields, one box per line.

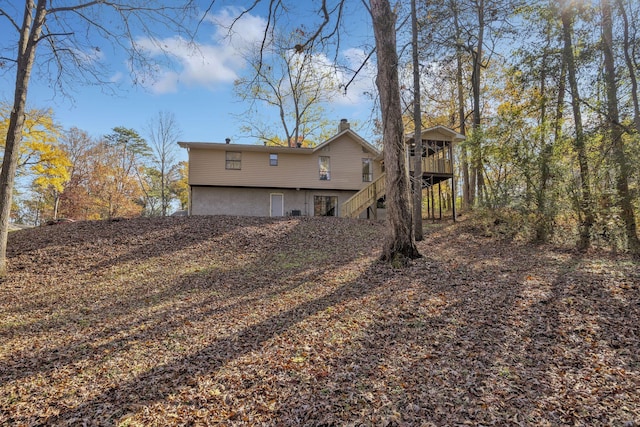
xmin=1 ymin=216 xmax=639 ymax=426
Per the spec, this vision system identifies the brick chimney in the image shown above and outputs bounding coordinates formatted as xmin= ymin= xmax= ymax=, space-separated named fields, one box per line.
xmin=338 ymin=118 xmax=350 ymax=133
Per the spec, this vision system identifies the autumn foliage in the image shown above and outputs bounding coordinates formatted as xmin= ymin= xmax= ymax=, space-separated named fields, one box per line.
xmin=1 ymin=216 xmax=638 ymax=425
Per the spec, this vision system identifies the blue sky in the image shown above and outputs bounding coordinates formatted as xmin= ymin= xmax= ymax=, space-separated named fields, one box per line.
xmin=0 ymin=1 xmax=379 ymax=163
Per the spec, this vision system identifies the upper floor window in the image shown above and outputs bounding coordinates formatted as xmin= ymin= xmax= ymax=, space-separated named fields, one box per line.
xmin=362 ymin=158 xmax=373 ymax=182
xmin=225 ymin=151 xmax=241 ymax=170
xmin=270 ymin=153 xmax=278 ymax=166
xmin=319 ymin=156 xmax=331 ymax=180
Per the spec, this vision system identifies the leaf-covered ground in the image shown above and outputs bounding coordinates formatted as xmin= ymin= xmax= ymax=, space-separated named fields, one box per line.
xmin=1 ymin=216 xmax=638 ymax=426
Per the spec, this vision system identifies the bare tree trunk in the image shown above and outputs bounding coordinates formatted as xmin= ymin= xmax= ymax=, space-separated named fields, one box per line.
xmin=615 ymin=0 xmax=640 ymax=133
xmin=411 ymin=0 xmax=424 ymax=242
xmin=560 ymin=0 xmax=595 ymax=250
xmin=535 ymin=44 xmax=551 ymax=242
xmin=452 ymin=1 xmax=470 ymax=210
xmin=602 ymin=0 xmax=640 ymax=252
xmin=471 ymin=0 xmax=485 ymax=207
xmin=370 ymin=0 xmax=421 ymax=265
xmin=0 ymin=1 xmax=47 ymax=278
xmin=147 ymin=111 xmax=180 ymax=217
xmin=537 ymin=45 xmax=566 ymax=242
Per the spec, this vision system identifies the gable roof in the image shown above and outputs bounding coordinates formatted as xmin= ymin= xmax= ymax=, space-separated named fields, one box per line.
xmin=178 ymin=127 xmax=380 ymax=156
xmin=313 ymin=128 xmax=380 ymax=155
xmin=406 ymin=125 xmax=466 ymax=142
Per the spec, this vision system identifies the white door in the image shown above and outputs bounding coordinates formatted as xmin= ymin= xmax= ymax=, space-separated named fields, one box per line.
xmin=270 ymin=193 xmax=284 ymax=217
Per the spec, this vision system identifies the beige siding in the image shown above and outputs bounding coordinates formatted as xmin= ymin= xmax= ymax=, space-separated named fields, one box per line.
xmin=188 ymin=134 xmax=380 ymax=190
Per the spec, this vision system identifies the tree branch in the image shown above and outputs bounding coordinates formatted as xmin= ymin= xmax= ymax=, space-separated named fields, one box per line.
xmin=0 ymin=7 xmax=20 ymax=32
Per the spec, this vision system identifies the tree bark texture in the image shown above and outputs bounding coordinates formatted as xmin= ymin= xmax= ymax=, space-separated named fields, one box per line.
xmin=601 ymin=0 xmax=640 ymax=252
xmin=471 ymin=0 xmax=485 ymax=206
xmin=369 ymin=0 xmax=421 ymax=265
xmin=0 ymin=0 xmax=47 ymax=278
xmin=560 ymin=0 xmax=595 ymax=250
xmin=411 ymin=0 xmax=424 ymax=242
xmin=451 ymin=0 xmax=470 ymax=210
xmin=615 ymin=0 xmax=640 ymax=133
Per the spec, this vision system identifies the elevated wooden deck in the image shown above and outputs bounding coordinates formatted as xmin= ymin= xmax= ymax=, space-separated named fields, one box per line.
xmin=342 ymin=132 xmax=462 ymax=219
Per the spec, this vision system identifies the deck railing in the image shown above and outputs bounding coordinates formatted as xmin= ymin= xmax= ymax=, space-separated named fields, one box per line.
xmin=340 ymin=173 xmax=386 ymax=218
xmin=409 ymin=156 xmax=453 ymax=174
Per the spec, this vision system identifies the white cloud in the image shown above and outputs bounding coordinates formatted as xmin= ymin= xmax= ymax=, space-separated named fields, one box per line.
xmin=131 ymin=6 xmax=376 ymax=105
xmin=133 ymin=7 xmax=267 ymax=94
xmin=109 ymin=71 xmax=124 ymax=84
xmin=207 ymin=6 xmax=270 ymax=52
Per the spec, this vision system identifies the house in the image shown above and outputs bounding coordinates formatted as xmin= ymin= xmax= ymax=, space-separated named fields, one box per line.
xmin=179 ymin=121 xmax=465 ymax=219
xmin=178 ymin=120 xmax=384 ymax=218
xmin=406 ymin=126 xmax=466 ymax=220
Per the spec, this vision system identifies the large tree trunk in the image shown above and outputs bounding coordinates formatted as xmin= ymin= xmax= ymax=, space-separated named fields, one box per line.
xmin=615 ymin=0 xmax=640 ymax=133
xmin=535 ymin=43 xmax=551 ymax=242
xmin=411 ymin=0 xmax=424 ymax=242
xmin=370 ymin=0 xmax=421 ymax=265
xmin=560 ymin=0 xmax=595 ymax=250
xmin=452 ymin=0 xmax=470 ymax=210
xmin=470 ymin=0 xmax=485 ymax=207
xmin=537 ymin=45 xmax=566 ymax=242
xmin=0 ymin=1 xmax=47 ymax=278
xmin=601 ymin=0 xmax=640 ymax=252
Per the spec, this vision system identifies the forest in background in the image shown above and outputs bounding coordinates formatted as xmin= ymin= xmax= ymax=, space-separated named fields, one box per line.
xmin=1 ymin=0 xmax=639 ymax=253
xmin=0 ymin=109 xmax=189 ymax=224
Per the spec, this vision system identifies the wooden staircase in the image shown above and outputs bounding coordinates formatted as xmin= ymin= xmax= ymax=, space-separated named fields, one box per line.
xmin=340 ymin=173 xmax=386 ymax=218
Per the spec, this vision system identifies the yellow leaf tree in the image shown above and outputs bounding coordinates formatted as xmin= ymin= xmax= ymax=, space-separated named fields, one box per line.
xmin=0 ymin=1 xmax=196 ymax=277
xmin=1 ymin=106 xmax=71 ymax=222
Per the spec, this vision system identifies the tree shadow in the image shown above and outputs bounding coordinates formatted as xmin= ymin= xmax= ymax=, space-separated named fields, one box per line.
xmin=269 ymin=238 xmax=640 ymax=425
xmin=36 ymin=261 xmax=386 ymax=426
xmin=0 ymin=217 xmax=383 ymax=405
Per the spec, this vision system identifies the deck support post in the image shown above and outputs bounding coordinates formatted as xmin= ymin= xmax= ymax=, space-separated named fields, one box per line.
xmin=452 ymin=176 xmax=457 ymax=222
xmin=438 ymin=181 xmax=443 ymax=220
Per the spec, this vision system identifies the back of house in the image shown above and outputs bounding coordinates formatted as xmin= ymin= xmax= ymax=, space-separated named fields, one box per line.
xmin=179 ymin=120 xmax=383 ymax=218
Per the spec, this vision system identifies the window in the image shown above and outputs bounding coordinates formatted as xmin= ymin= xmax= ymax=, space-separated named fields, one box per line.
xmin=225 ymin=151 xmax=241 ymax=170
xmin=319 ymin=156 xmax=330 ymax=180
xmin=362 ymin=158 xmax=373 ymax=182
xmin=269 ymin=153 xmax=278 ymax=166
xmin=314 ymin=196 xmax=338 ymax=216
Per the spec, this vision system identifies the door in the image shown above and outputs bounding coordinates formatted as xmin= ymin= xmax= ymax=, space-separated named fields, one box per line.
xmin=270 ymin=193 xmax=284 ymax=217
xmin=314 ymin=195 xmax=338 ymax=216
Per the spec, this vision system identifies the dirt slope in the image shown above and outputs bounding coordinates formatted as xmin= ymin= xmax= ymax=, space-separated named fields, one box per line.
xmin=1 ymin=216 xmax=638 ymax=426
